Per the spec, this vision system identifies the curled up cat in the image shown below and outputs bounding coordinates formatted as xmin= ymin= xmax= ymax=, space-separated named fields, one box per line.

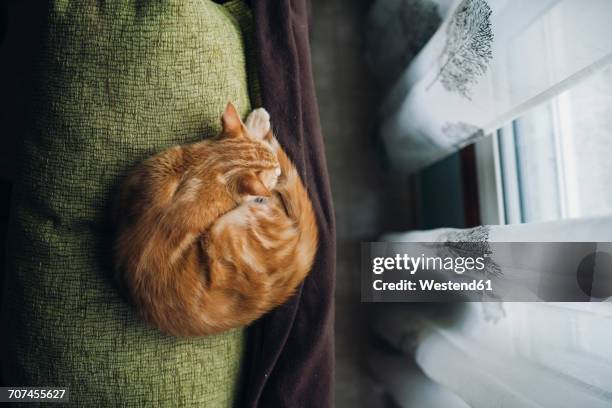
xmin=113 ymin=103 xmax=318 ymax=337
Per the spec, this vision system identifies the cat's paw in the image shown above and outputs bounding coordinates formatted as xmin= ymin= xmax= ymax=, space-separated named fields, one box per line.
xmin=245 ymin=108 xmax=271 ymax=140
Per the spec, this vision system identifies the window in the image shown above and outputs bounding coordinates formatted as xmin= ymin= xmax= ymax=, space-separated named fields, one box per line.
xmin=463 ymin=53 xmax=612 ymax=408
xmin=477 ymin=65 xmax=612 ymax=225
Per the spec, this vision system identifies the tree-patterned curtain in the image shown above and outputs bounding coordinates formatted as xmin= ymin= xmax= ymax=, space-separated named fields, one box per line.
xmin=373 ymin=0 xmax=612 ymax=173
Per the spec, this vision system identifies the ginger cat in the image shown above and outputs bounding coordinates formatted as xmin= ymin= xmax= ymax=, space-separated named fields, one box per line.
xmin=113 ymin=104 xmax=318 ymax=337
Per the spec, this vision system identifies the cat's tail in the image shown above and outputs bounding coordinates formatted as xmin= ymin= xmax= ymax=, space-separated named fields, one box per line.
xmin=271 ymin=135 xmax=319 ymax=279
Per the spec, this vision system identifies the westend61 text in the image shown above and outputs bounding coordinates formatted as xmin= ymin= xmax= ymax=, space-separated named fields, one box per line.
xmin=372 ymin=279 xmax=493 ymax=292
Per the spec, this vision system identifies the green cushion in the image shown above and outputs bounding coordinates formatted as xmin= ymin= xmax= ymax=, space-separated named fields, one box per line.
xmin=3 ymin=0 xmax=255 ymax=405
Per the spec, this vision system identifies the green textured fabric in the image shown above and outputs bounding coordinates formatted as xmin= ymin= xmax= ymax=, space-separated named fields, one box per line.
xmin=3 ymin=0 xmax=255 ymax=406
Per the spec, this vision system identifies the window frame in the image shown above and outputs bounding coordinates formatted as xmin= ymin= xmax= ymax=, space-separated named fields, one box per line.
xmin=474 ymin=133 xmax=505 ymax=225
xmin=474 ymin=70 xmax=612 ymax=226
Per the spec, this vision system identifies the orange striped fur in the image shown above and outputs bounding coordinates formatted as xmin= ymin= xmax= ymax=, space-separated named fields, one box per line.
xmin=113 ymin=103 xmax=318 ymax=336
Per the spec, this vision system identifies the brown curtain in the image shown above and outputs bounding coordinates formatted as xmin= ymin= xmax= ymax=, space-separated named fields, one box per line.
xmin=242 ymin=1 xmax=336 ymax=406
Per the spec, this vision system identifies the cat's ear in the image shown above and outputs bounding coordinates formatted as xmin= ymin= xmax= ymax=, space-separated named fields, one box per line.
xmin=237 ymin=172 xmax=271 ymax=197
xmin=221 ymin=102 xmax=244 ymax=138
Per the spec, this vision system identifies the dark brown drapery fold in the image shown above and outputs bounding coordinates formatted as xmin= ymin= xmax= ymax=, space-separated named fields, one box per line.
xmin=241 ymin=1 xmax=336 ymax=406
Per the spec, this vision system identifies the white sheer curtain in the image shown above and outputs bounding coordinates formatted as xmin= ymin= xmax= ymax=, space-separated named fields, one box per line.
xmin=369 ymin=302 xmax=612 ymax=408
xmin=376 ymin=0 xmax=612 ymax=173
xmin=370 ymin=218 xmax=612 ymax=406
xmin=368 ymin=2 xmax=612 ymax=404
xmin=385 ymin=216 xmax=612 ymax=302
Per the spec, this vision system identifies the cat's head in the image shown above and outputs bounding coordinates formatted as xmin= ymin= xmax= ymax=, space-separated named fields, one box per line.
xmin=218 ymin=103 xmax=280 ymax=203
